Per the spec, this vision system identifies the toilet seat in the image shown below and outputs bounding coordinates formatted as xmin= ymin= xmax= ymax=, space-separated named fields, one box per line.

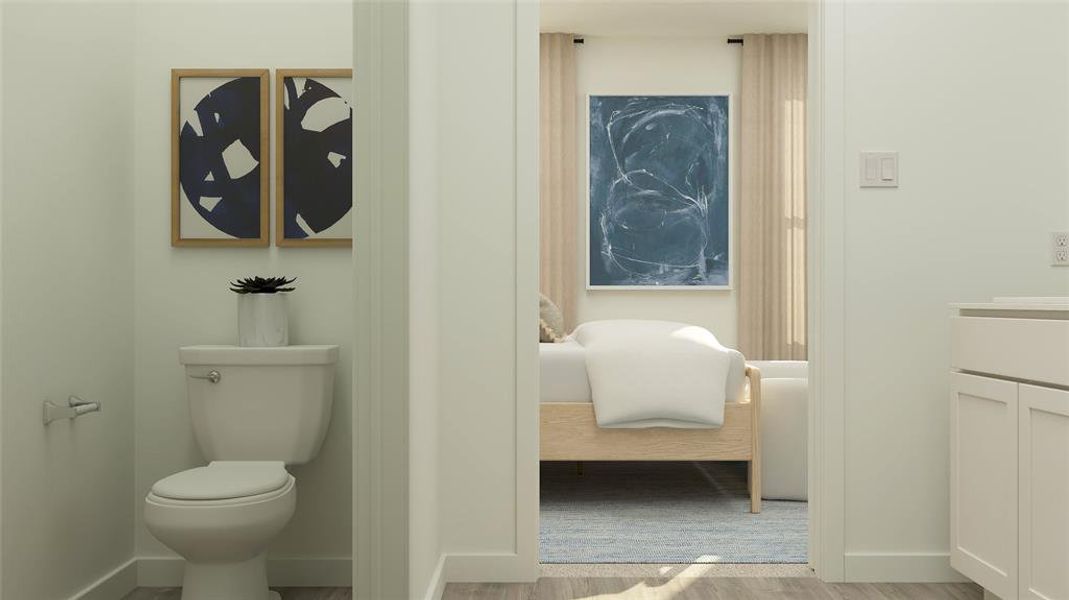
xmin=151 ymin=461 xmax=289 ymax=501
xmin=146 ymin=478 xmax=295 ymax=509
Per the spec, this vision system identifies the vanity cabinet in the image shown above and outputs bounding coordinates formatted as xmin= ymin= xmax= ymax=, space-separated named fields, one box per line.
xmin=1018 ymin=384 xmax=1069 ymax=600
xmin=950 ymin=301 xmax=1069 ymax=600
xmin=949 ymin=372 xmax=1018 ymax=599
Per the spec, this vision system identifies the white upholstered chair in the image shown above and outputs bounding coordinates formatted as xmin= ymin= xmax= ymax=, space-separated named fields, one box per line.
xmin=749 ymin=360 xmax=808 ymax=501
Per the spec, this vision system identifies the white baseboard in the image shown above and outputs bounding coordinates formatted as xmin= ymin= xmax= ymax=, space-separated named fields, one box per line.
xmin=421 ymin=554 xmax=448 ymax=600
xmin=443 ymin=552 xmax=540 ymax=583
xmin=844 ymin=552 xmax=969 ymax=583
xmin=70 ymin=558 xmax=138 ymax=600
xmin=136 ymin=556 xmax=353 ymax=587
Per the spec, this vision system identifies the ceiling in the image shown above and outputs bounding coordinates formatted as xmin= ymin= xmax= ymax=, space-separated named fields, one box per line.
xmin=541 ymin=1 xmax=809 ymax=37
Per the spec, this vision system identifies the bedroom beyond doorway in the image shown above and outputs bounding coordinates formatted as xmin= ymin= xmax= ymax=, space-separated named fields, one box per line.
xmin=536 ymin=0 xmax=811 ymax=568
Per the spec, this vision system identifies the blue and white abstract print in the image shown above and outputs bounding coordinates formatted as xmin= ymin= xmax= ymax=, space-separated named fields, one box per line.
xmin=178 ymin=77 xmax=263 ymax=239
xmin=589 ymin=95 xmax=729 ymax=288
xmin=281 ymin=76 xmax=353 ymax=241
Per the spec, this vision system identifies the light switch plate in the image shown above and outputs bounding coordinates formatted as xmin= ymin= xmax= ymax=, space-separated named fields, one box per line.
xmin=860 ymin=151 xmax=898 ymax=188
xmin=1052 ymin=231 xmax=1069 ymax=266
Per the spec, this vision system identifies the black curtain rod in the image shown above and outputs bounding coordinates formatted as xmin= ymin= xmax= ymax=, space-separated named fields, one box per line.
xmin=574 ymin=37 xmax=740 ymax=45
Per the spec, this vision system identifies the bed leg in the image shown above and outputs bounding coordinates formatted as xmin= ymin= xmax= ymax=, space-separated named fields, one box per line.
xmin=746 ymin=365 xmax=762 ymax=514
xmin=576 ymin=461 xmax=584 ymax=476
xmin=749 ymin=461 xmax=762 ymax=514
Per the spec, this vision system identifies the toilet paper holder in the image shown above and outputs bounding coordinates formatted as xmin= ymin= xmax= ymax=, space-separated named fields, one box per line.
xmin=43 ymin=395 xmax=101 ymax=425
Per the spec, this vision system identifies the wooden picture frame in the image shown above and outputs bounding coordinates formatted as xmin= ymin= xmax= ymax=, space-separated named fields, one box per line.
xmin=275 ymin=68 xmax=354 ymax=247
xmin=171 ymin=69 xmax=269 ymax=247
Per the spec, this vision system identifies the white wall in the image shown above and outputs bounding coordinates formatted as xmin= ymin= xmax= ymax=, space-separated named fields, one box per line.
xmin=0 ymin=2 xmax=5 ymax=592
xmin=427 ymin=0 xmax=541 ymax=585
xmin=574 ymin=37 xmax=741 ymax=345
xmin=435 ymin=0 xmax=522 ymax=557
xmin=132 ymin=0 xmax=354 ymax=570
xmin=837 ymin=1 xmax=1069 ymax=580
xmin=0 ymin=2 xmax=137 ymax=598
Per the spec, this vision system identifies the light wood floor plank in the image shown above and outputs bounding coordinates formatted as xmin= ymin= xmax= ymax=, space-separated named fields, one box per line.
xmin=826 ymin=582 xmax=983 ymax=600
xmin=443 ymin=578 xmax=983 ymax=600
xmin=123 ymin=588 xmax=352 ymax=600
xmin=446 ymin=582 xmax=537 ymax=600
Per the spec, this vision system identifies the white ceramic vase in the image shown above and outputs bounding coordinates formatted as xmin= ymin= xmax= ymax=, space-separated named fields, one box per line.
xmin=237 ymin=293 xmax=289 ymax=347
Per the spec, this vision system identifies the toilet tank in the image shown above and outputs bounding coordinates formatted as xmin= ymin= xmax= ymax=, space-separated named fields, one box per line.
xmin=179 ymin=345 xmax=339 ymax=465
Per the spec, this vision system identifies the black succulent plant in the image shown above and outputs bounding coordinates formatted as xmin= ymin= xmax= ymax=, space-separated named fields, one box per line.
xmin=229 ymin=276 xmax=297 ymax=294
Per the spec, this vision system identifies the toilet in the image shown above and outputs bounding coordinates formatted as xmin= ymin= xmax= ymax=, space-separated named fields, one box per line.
xmin=145 ymin=345 xmax=339 ymax=600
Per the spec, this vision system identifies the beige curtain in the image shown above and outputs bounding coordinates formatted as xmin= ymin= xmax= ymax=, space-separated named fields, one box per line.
xmin=738 ymin=34 xmax=808 ymax=360
xmin=540 ymin=33 xmax=578 ymax=330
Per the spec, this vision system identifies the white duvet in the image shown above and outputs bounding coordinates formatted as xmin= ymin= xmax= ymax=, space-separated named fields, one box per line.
xmin=572 ymin=320 xmax=742 ymax=429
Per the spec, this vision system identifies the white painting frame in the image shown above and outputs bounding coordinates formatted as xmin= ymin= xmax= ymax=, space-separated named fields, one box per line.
xmin=585 ymin=93 xmax=734 ymax=291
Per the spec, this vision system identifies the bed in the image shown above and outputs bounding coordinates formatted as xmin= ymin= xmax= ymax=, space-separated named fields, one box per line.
xmin=539 ymin=339 xmax=763 ymax=513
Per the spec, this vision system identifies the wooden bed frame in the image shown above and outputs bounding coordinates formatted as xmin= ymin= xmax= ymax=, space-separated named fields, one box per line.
xmin=540 ymin=365 xmax=762 ymax=513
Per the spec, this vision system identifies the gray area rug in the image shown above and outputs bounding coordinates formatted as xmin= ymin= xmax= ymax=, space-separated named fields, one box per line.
xmin=540 ymin=461 xmax=807 ymax=564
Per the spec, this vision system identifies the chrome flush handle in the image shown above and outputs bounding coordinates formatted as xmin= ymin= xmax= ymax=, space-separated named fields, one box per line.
xmin=189 ymin=370 xmax=221 ymax=384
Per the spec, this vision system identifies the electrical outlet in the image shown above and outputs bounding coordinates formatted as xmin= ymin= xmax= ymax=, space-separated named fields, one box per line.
xmin=1053 ymin=231 xmax=1069 ymax=266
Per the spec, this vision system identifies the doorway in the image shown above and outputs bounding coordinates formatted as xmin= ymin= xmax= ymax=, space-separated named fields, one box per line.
xmin=535 ymin=0 xmax=817 ymax=571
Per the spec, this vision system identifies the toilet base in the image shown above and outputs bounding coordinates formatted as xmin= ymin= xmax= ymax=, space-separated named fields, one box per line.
xmin=180 ymin=552 xmax=273 ymax=600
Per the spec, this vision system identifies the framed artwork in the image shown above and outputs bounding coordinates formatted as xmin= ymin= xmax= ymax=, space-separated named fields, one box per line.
xmin=587 ymin=94 xmax=731 ymax=289
xmin=171 ymin=69 xmax=269 ymax=247
xmin=275 ymin=69 xmax=353 ymax=247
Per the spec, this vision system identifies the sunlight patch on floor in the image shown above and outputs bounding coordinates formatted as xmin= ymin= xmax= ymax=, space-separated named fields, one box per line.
xmin=540 ymin=562 xmax=815 ymax=578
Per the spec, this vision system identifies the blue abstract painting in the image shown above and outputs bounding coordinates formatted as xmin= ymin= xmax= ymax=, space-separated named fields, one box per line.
xmin=177 ymin=75 xmax=265 ymax=241
xmin=280 ymin=74 xmax=353 ymax=244
xmin=589 ymin=95 xmax=729 ymax=288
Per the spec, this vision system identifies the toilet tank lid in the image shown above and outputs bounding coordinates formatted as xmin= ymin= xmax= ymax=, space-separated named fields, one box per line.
xmin=180 ymin=345 xmax=339 ymax=366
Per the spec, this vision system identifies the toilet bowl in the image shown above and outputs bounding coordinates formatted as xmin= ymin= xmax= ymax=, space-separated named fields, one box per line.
xmin=145 ymin=461 xmax=296 ymax=600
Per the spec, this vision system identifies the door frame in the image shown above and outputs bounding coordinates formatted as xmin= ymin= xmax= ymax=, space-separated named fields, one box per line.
xmin=352 ymin=0 xmax=411 ymax=597
xmin=517 ymin=0 xmax=849 ymax=581
xmin=806 ymin=0 xmax=847 ymax=582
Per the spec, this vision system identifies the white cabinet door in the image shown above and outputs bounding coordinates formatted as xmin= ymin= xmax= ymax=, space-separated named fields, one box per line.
xmin=951 ymin=372 xmax=1018 ymax=599
xmin=1019 ymin=384 xmax=1069 ymax=600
